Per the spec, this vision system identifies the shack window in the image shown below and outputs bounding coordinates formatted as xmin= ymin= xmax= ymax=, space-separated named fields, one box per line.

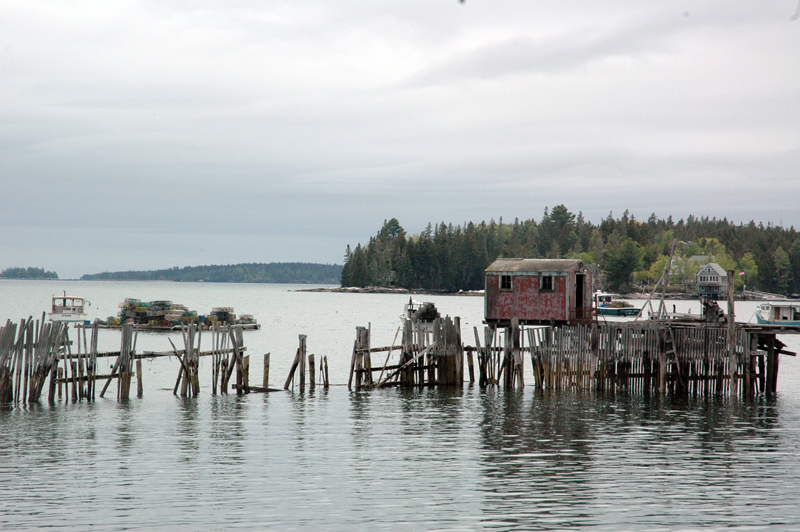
xmin=541 ymin=275 xmax=553 ymax=291
xmin=500 ymin=275 xmax=512 ymax=291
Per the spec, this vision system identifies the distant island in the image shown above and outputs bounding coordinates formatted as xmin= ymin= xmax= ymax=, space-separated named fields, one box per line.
xmin=81 ymin=262 xmax=342 ymax=284
xmin=0 ymin=267 xmax=58 ymax=279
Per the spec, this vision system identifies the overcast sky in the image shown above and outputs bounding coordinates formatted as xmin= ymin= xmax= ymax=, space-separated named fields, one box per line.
xmin=2 ymin=1 xmax=799 ymax=279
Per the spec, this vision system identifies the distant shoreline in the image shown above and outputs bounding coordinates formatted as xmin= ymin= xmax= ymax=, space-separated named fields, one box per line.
xmin=295 ymin=286 xmax=485 ymax=296
xmin=299 ymin=288 xmax=746 ymax=302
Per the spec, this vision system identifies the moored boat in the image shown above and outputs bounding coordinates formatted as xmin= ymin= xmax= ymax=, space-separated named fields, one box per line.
xmin=48 ymin=293 xmax=89 ymax=322
xmin=755 ymin=301 xmax=800 ymax=326
xmin=594 ymin=291 xmax=640 ymax=317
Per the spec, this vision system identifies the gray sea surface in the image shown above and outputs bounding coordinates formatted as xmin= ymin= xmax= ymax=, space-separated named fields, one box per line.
xmin=1 ymin=280 xmax=799 ymax=531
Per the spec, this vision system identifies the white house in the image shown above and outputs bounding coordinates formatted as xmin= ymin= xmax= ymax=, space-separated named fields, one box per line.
xmin=696 ymin=263 xmax=728 ymax=299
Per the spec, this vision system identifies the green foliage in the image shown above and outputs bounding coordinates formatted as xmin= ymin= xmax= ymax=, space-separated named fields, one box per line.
xmin=0 ymin=267 xmax=58 ymax=279
xmin=735 ymin=252 xmax=757 ymax=289
xmin=789 ymin=241 xmax=800 ymax=295
xmin=774 ymin=247 xmax=793 ymax=294
xmin=341 ymin=207 xmax=800 ymax=293
xmin=604 ymin=237 xmax=645 ymax=292
xmin=81 ymin=263 xmax=342 ymax=284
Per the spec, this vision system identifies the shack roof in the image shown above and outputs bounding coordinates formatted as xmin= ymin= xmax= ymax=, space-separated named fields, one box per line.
xmin=486 ymin=258 xmax=584 ymax=273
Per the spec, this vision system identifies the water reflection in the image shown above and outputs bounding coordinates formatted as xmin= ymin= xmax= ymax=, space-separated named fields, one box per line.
xmin=208 ymin=395 xmax=247 ymax=466
xmin=176 ymin=396 xmax=200 ymax=460
xmin=0 ymin=384 xmax=799 ymax=530
xmin=475 ymin=390 xmax=795 ymax=530
xmin=477 ymin=389 xmax=595 ymax=530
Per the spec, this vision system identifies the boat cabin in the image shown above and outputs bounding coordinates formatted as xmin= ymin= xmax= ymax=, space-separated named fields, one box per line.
xmin=484 ymin=258 xmax=593 ymax=326
xmin=48 ymin=294 xmax=89 ymax=322
xmin=51 ymin=296 xmax=85 ymax=314
xmin=755 ymin=301 xmax=800 ymax=326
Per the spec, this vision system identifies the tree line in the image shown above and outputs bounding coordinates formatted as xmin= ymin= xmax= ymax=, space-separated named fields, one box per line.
xmin=340 ymin=206 xmax=800 ymax=295
xmin=81 ymin=262 xmax=343 ymax=284
xmin=0 ymin=267 xmax=58 ymax=279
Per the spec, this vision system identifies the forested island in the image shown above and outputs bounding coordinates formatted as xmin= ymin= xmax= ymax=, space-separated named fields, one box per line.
xmin=0 ymin=267 xmax=58 ymax=279
xmin=81 ymin=262 xmax=342 ymax=284
xmin=340 ymin=206 xmax=800 ymax=295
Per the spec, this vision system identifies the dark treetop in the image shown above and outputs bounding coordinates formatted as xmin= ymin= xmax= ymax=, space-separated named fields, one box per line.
xmin=341 ymin=206 xmax=799 ymax=295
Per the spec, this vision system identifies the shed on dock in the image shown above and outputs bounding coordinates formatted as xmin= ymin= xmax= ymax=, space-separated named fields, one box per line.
xmin=484 ymin=258 xmax=593 ymax=326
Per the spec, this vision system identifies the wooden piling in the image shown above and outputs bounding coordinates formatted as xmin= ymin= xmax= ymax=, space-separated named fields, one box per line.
xmin=309 ymin=354 xmax=316 ymax=389
xmin=136 ymin=359 xmax=143 ymax=398
xmin=284 ymin=348 xmax=301 ymax=390
xmin=263 ymin=353 xmax=270 ymax=390
xmin=299 ymin=335 xmax=307 ymax=390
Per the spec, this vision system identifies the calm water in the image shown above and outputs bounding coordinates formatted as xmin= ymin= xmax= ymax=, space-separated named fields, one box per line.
xmin=1 ymin=280 xmax=799 ymax=531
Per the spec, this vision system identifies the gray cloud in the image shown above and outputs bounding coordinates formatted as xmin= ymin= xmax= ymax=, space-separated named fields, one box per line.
xmin=1 ymin=1 xmax=799 ymax=278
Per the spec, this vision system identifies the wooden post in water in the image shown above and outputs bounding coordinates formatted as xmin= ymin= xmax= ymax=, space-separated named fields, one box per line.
xmin=727 ymin=270 xmax=737 ymax=395
xmin=299 ymin=335 xmax=307 ymax=390
xmin=420 ymin=321 xmax=429 ymax=386
xmin=658 ymin=330 xmax=667 ymax=395
xmin=48 ymin=364 xmax=57 ymax=404
xmin=485 ymin=327 xmax=494 ymax=386
xmin=364 ymin=326 xmax=373 ymax=388
xmin=136 ymin=359 xmax=143 ymax=398
xmin=473 ymin=327 xmax=484 ymax=387
xmin=467 ymin=343 xmax=475 ymax=383
xmin=284 ymin=348 xmax=300 ymax=390
xmin=309 ymin=354 xmax=316 ymax=389
xmin=263 ymin=353 xmax=270 ymax=390
xmin=221 ymin=358 xmax=229 ymax=394
xmin=766 ymin=335 xmax=776 ymax=397
xmin=323 ymin=355 xmax=329 ymax=388
xmin=454 ymin=317 xmax=464 ymax=386
xmin=746 ymin=335 xmax=757 ymax=398
xmin=512 ymin=318 xmax=522 ymax=389
xmin=242 ymin=355 xmax=250 ymax=390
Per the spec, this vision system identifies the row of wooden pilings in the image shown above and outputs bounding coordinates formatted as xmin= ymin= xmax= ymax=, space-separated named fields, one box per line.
xmin=282 ymin=334 xmax=330 ymax=391
xmin=347 ymin=316 xmax=471 ymax=390
xmin=0 ymin=315 xmax=790 ymax=403
xmin=474 ymin=318 xmax=785 ymax=398
xmin=347 ymin=316 xmax=788 ymax=398
xmin=0 ymin=318 xmax=259 ymax=404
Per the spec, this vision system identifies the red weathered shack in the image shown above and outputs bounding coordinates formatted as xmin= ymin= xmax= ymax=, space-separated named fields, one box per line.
xmin=484 ymin=259 xmax=593 ymax=326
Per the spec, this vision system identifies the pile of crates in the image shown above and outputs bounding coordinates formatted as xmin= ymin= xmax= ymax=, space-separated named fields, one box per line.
xmin=206 ymin=307 xmax=235 ymax=326
xmin=109 ymin=299 xmax=257 ymax=329
xmin=117 ymin=299 xmax=197 ymax=327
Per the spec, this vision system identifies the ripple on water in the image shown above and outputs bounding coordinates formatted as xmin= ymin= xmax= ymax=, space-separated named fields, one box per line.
xmin=1 ymin=386 xmax=800 ymax=531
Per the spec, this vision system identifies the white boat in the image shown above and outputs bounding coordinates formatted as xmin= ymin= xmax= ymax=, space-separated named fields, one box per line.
xmin=48 ymin=293 xmax=89 ymax=322
xmin=755 ymin=301 xmax=800 ymax=326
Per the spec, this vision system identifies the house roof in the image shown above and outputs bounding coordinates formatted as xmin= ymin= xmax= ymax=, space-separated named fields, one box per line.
xmin=486 ymin=258 xmax=584 ymax=273
xmin=698 ymin=263 xmax=728 ymax=277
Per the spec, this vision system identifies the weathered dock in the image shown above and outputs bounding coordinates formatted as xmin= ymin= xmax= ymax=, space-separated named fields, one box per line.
xmin=469 ymin=318 xmax=795 ymax=398
xmin=343 ymin=295 xmax=796 ymax=397
xmin=2 ymin=295 xmax=797 ymax=406
xmin=343 ymin=316 xmax=467 ymax=390
xmin=0 ymin=318 xmax=258 ymax=405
